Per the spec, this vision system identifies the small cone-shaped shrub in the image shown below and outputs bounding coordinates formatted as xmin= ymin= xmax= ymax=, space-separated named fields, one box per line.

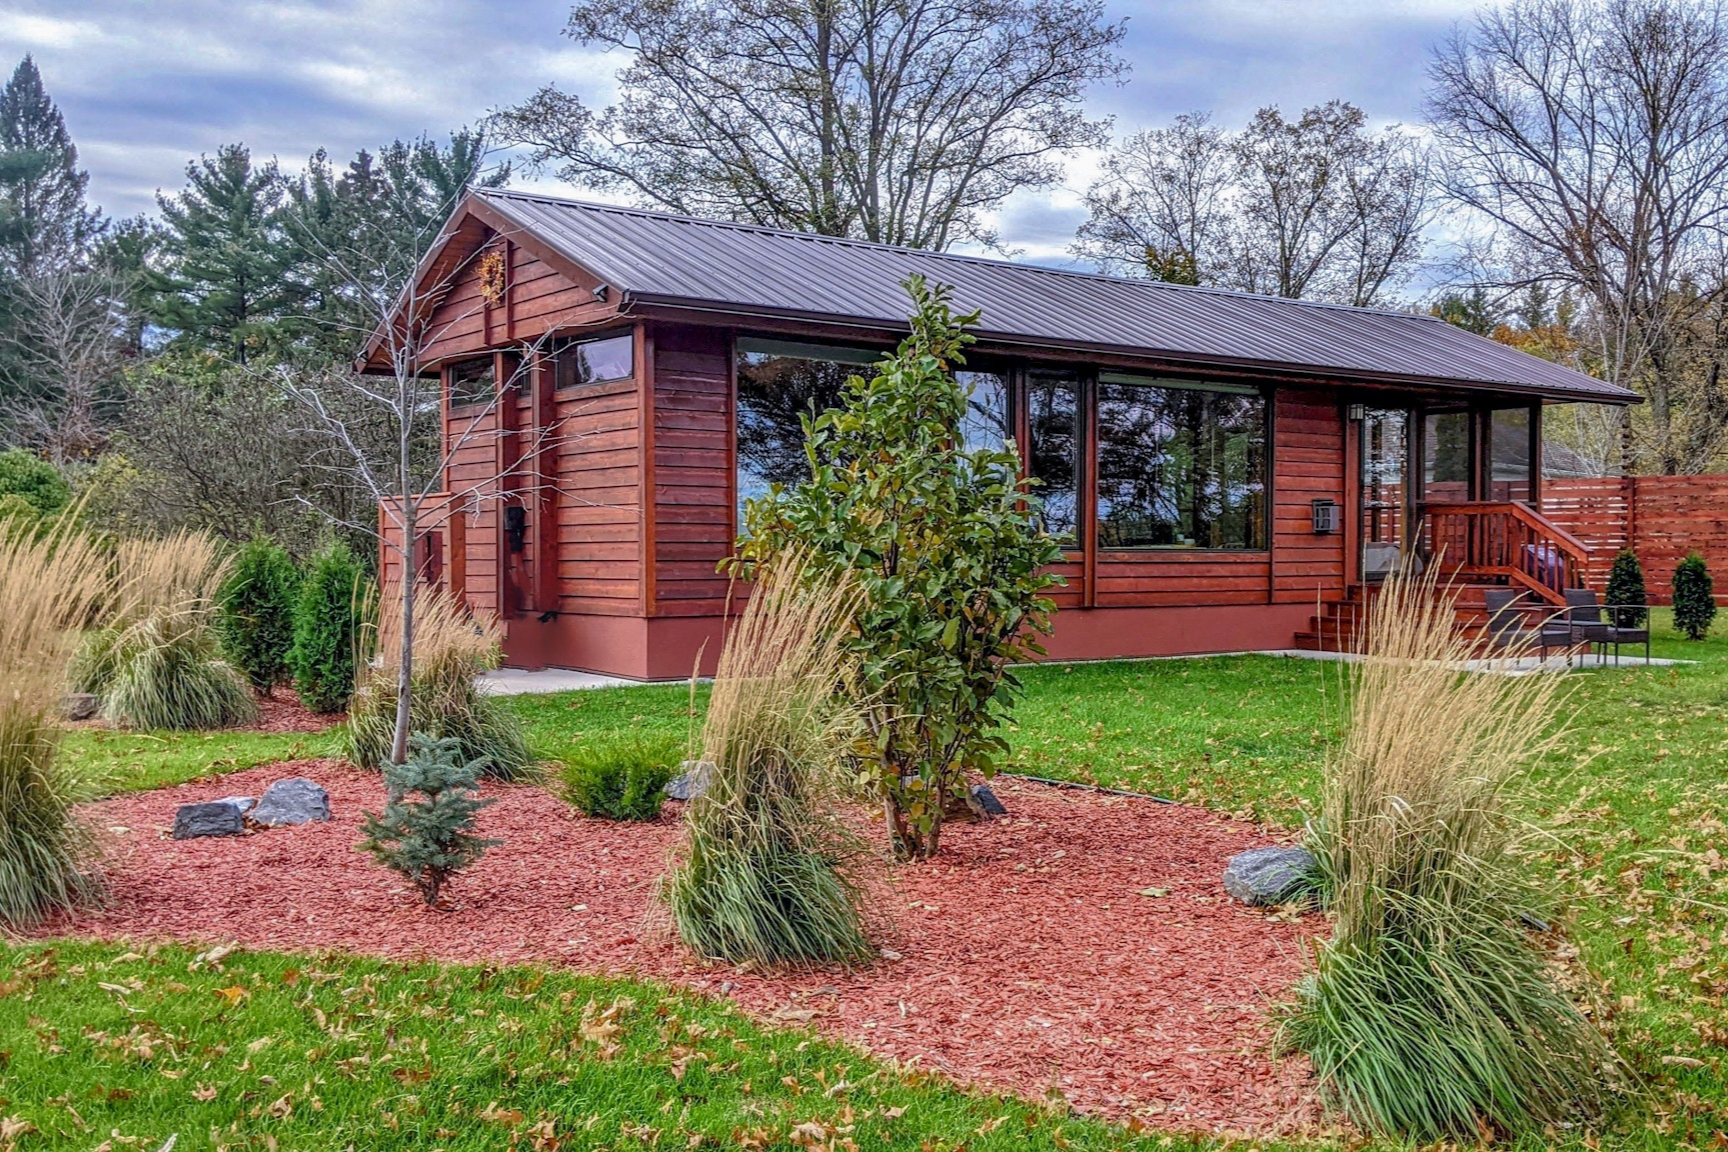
xmin=1283 ymin=566 xmax=1621 ymax=1141
xmin=345 ymin=583 xmax=530 ymax=779
xmin=1603 ymin=548 xmax=1647 ymax=628
xmin=663 ymin=551 xmax=873 ymax=968
xmin=218 ymin=536 xmax=302 ymax=693
xmin=0 ymin=520 xmax=109 ymax=928
xmin=289 ymin=541 xmax=367 ymax=713
xmin=1672 ymin=551 xmax=1715 ymax=641
xmin=72 ymin=532 xmax=256 ymax=730
xmin=359 ymin=735 xmax=498 ymax=906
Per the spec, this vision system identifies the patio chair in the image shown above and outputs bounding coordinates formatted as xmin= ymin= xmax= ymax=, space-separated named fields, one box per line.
xmin=1561 ymin=587 xmax=1650 ymax=665
xmin=1483 ymin=588 xmax=1539 ymax=654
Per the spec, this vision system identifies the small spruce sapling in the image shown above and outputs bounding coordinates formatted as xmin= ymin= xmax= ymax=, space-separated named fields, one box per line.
xmin=217 ymin=536 xmax=302 ymax=693
xmin=1603 ymin=548 xmax=1647 ymax=628
xmin=359 ymin=736 xmax=498 ymax=906
xmin=1672 ymin=552 xmax=1716 ymax=641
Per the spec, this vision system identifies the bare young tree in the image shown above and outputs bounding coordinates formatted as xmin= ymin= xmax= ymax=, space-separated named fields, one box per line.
xmin=491 ymin=0 xmax=1127 ymax=251
xmin=1427 ymin=0 xmax=1728 ymax=473
xmin=2 ymin=269 xmax=129 ymax=463
xmin=1074 ymin=101 xmax=1431 ymax=306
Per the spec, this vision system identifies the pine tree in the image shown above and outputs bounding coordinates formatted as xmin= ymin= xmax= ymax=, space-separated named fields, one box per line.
xmin=1604 ymin=548 xmax=1647 ymax=628
xmin=0 ymin=56 xmax=100 ymax=276
xmin=359 ymin=735 xmax=497 ymax=906
xmin=154 ymin=144 xmax=297 ymax=363
xmin=1671 ymin=552 xmax=1716 ymax=642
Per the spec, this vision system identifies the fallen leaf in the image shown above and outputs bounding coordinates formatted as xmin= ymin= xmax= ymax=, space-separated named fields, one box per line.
xmin=192 ymin=1085 xmax=218 ymax=1102
xmin=213 ymin=985 xmax=248 ymax=1007
xmin=1138 ymin=887 xmax=1171 ymax=898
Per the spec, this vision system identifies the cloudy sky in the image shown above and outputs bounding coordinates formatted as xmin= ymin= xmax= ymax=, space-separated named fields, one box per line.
xmin=0 ymin=0 xmax=1482 ymax=265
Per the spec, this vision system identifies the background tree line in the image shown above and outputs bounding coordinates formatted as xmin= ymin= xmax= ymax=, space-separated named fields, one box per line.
xmin=2 ymin=0 xmax=1726 ymax=551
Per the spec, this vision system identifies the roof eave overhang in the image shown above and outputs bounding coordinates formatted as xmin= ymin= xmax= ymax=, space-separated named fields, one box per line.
xmin=622 ymin=293 xmax=1642 ymax=407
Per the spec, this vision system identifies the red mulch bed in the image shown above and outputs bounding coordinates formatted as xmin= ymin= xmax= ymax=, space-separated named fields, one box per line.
xmin=249 ymin=692 xmax=343 ymax=733
xmin=52 ymin=762 xmax=1325 ymax=1135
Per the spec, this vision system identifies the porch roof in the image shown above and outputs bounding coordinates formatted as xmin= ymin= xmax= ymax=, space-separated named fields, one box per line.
xmin=450 ymin=189 xmax=1639 ymax=405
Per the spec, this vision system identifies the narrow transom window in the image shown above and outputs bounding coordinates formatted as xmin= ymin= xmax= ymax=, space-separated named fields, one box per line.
xmin=553 ymin=333 xmax=634 ymax=388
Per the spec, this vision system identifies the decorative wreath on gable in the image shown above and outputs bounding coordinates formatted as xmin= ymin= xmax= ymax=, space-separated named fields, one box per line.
xmin=478 ymin=249 xmax=508 ymax=308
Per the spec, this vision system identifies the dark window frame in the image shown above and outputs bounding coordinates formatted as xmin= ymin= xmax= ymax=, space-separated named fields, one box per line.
xmin=445 ymin=355 xmax=496 ymax=412
xmin=550 ymin=328 xmax=636 ymax=390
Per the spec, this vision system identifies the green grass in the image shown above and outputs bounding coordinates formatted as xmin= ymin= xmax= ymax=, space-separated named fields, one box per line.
xmin=59 ymin=728 xmax=341 ymax=797
xmin=0 ymin=939 xmax=1180 ymax=1151
xmin=24 ymin=609 xmax=1726 ymax=1148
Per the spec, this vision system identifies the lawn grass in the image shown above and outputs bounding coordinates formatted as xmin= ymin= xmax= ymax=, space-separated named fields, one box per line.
xmin=60 ymin=727 xmax=342 ymax=798
xmin=27 ymin=609 xmax=1727 ymax=1148
xmin=0 ymin=939 xmax=1176 ymax=1152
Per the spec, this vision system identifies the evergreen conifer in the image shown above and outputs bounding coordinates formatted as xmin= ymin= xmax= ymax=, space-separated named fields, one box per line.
xmin=1672 ymin=552 xmax=1716 ymax=641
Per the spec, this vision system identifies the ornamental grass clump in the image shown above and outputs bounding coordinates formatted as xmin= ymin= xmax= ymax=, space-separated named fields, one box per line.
xmin=663 ymin=552 xmax=872 ymax=967
xmin=1284 ymin=568 xmax=1622 ymax=1142
xmin=71 ymin=531 xmax=256 ymax=731
xmin=0 ymin=520 xmax=108 ymax=929
xmin=359 ymin=735 xmax=498 ymax=907
xmin=346 ymin=583 xmax=530 ymax=780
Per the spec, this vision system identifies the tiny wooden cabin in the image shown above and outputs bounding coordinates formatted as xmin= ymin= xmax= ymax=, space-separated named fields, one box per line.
xmin=365 ymin=190 xmax=1638 ymax=679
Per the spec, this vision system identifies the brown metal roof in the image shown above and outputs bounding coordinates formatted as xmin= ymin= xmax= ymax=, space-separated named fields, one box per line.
xmin=469 ymin=189 xmax=1638 ymax=405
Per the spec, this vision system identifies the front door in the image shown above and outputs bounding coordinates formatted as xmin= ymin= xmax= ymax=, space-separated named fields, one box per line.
xmin=1360 ymin=407 xmax=1411 ymax=582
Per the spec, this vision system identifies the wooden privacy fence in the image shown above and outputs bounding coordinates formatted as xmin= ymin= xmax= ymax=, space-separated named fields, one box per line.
xmin=1542 ymin=476 xmax=1728 ymax=603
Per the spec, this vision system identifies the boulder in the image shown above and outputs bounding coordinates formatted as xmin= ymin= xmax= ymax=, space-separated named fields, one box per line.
xmin=1222 ymin=846 xmax=1319 ymax=906
xmin=665 ymin=759 xmax=716 ymax=802
xmin=251 ymin=777 xmax=331 ymax=826
xmin=969 ymin=783 xmax=1008 ymax=818
xmin=62 ymin=693 xmax=100 ymax=721
xmin=173 ymin=796 xmax=255 ymax=840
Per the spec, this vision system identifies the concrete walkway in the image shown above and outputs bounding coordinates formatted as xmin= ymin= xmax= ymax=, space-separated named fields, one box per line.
xmin=478 ymin=667 xmax=661 ymax=695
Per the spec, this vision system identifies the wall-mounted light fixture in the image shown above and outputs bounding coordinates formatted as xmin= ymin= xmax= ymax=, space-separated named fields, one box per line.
xmin=1346 ymin=403 xmax=1367 ymax=422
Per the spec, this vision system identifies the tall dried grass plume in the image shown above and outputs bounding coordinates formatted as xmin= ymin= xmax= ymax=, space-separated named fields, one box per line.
xmin=1284 ymin=568 xmax=1622 ymax=1140
xmin=69 ymin=531 xmax=256 ymax=731
xmin=662 ymin=551 xmax=874 ymax=967
xmin=0 ymin=519 xmax=110 ymax=928
xmin=345 ymin=581 xmax=530 ymax=779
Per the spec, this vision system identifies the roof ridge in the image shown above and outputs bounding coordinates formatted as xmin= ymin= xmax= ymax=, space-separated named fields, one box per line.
xmin=475 ymin=187 xmax=1448 ymax=325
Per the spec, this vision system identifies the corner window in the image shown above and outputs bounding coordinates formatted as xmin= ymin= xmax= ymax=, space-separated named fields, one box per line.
xmin=553 ymin=332 xmax=633 ymax=388
xmin=447 ymin=356 xmax=495 ymax=410
xmin=956 ymin=370 xmax=1012 ymax=456
xmin=735 ymin=337 xmax=881 ymax=518
xmin=1026 ymin=368 xmax=1081 ymax=545
xmin=1095 ymin=374 xmax=1267 ymax=550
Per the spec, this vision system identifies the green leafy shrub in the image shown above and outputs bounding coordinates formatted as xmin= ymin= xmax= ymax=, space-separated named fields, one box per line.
xmin=664 ymin=555 xmax=871 ymax=966
xmin=289 ymin=541 xmax=367 ymax=713
xmin=1284 ymin=569 xmax=1619 ymax=1141
xmin=1603 ymin=547 xmax=1647 ymax=628
xmin=72 ymin=532 xmax=256 ymax=731
xmin=560 ymin=737 xmax=679 ymax=821
xmin=345 ymin=585 xmax=531 ymax=780
xmin=735 ymin=277 xmax=1063 ymax=860
xmin=359 ymin=735 xmax=498 ymax=906
xmin=1672 ymin=551 xmax=1715 ymax=641
xmin=217 ymin=537 xmax=302 ymax=693
xmin=0 ymin=448 xmax=70 ymax=519
xmin=0 ymin=522 xmax=109 ymax=929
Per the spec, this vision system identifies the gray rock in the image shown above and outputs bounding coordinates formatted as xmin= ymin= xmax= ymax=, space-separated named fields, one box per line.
xmin=665 ymin=759 xmax=715 ymax=802
xmin=1222 ymin=846 xmax=1319 ymax=906
xmin=62 ymin=693 xmax=99 ymax=721
xmin=173 ymin=796 xmax=255 ymax=840
xmin=251 ymin=777 xmax=331 ymax=826
xmin=970 ymin=783 xmax=1008 ymax=818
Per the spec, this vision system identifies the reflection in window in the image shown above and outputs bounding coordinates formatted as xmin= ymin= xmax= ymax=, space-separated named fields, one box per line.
xmin=1423 ymin=411 xmax=1471 ymax=502
xmin=553 ymin=333 xmax=633 ymax=388
xmin=956 ymin=370 xmax=1012 ymax=455
xmin=447 ymin=356 xmax=495 ymax=409
xmin=1026 ymin=369 xmax=1081 ymax=544
xmin=1489 ymin=406 xmax=1533 ymax=501
xmin=734 ymin=338 xmax=880 ymax=519
xmin=1095 ymin=375 xmax=1266 ymax=550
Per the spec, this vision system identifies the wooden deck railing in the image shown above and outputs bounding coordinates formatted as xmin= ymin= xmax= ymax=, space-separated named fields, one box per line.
xmin=1419 ymin=501 xmax=1591 ymax=604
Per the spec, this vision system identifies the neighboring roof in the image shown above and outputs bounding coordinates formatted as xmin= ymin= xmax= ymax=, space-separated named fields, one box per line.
xmin=459 ymin=188 xmax=1638 ymax=405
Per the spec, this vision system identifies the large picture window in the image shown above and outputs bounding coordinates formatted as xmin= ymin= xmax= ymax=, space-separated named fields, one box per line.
xmin=1026 ymin=369 xmax=1081 ymax=544
xmin=1095 ymin=374 xmax=1267 ymax=550
xmin=735 ymin=338 xmax=880 ymax=516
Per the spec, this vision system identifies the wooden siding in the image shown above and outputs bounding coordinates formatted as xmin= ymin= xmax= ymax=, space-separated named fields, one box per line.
xmin=552 ymin=375 xmax=642 ymax=615
xmin=650 ymin=325 xmax=734 ymax=616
